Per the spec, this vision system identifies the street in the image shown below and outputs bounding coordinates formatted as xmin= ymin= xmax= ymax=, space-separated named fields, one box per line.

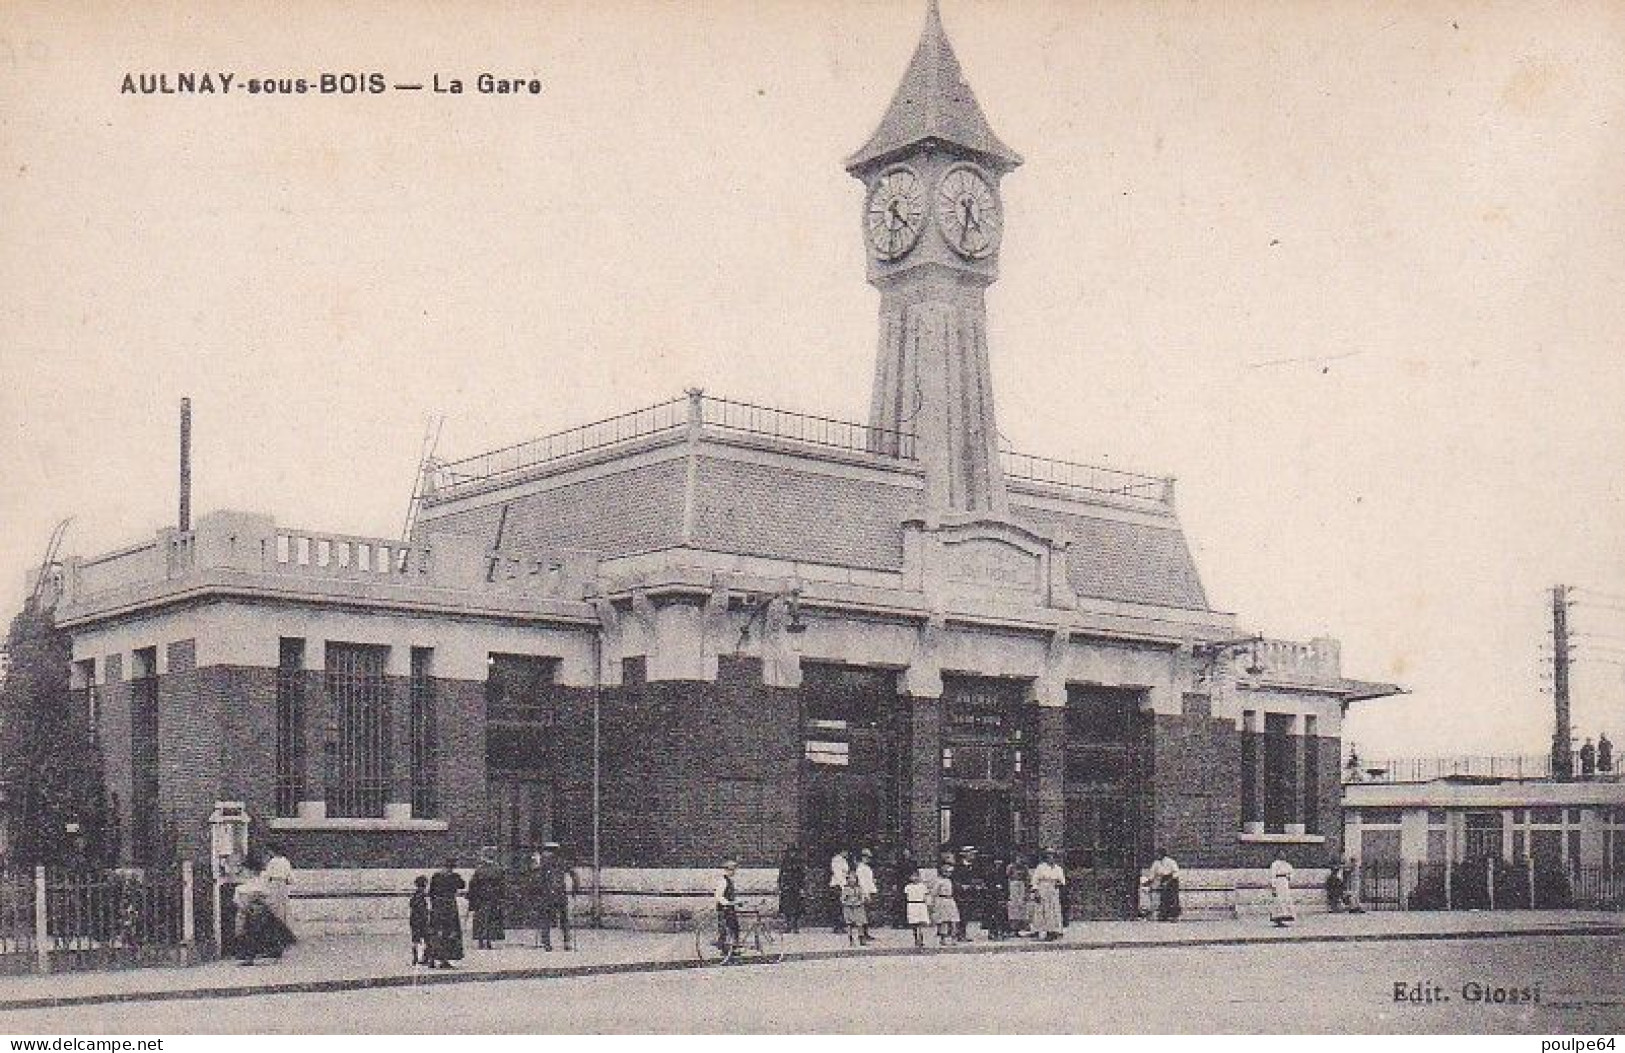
xmin=5 ymin=933 xmax=1623 ymax=1033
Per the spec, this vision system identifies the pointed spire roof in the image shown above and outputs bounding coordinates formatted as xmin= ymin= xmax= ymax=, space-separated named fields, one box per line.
xmin=846 ymin=0 xmax=1022 ymax=174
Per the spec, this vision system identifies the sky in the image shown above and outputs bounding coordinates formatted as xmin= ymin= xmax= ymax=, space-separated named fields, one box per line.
xmin=2 ymin=0 xmax=1623 ymax=758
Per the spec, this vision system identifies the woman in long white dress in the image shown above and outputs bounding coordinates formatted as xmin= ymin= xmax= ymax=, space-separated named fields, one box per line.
xmin=1269 ymin=857 xmax=1296 ymax=927
xmin=1030 ymin=850 xmax=1067 ymax=941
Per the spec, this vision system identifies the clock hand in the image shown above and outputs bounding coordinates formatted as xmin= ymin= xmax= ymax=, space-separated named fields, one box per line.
xmin=961 ymin=198 xmax=983 ymax=234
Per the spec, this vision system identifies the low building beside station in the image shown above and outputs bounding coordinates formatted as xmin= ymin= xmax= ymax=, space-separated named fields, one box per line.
xmin=1343 ymin=758 xmax=1625 ymax=909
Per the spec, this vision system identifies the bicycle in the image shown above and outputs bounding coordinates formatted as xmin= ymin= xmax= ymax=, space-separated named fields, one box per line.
xmin=693 ymin=903 xmax=785 ymax=965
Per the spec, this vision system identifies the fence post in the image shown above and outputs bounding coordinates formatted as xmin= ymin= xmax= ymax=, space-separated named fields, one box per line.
xmin=181 ymin=861 xmax=195 ymax=947
xmin=32 ymin=866 xmax=49 ymax=975
xmin=212 ymin=877 xmax=223 ymax=954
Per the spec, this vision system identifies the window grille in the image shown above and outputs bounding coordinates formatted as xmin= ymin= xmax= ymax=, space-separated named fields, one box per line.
xmin=130 ymin=648 xmax=160 ymax=864
xmin=410 ymin=647 xmax=438 ymax=818
xmin=275 ymin=638 xmax=306 ymax=817
xmin=325 ymin=643 xmax=390 ymax=818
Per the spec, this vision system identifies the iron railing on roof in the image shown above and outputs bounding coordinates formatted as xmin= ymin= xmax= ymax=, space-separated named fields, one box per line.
xmin=428 ymin=391 xmax=1175 ymax=506
xmin=1346 ymin=755 xmax=1556 ymax=784
xmin=435 ymin=397 xmax=689 ymax=492
xmin=698 ymin=395 xmax=916 ymax=460
xmin=430 ymin=393 xmax=917 ymax=498
xmin=1000 ymin=449 xmax=1171 ymax=504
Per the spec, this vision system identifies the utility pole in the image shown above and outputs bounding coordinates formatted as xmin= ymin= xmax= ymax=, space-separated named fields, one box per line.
xmin=1551 ymin=584 xmax=1573 ymax=781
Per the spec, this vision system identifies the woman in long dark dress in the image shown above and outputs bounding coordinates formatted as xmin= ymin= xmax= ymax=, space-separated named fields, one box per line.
xmin=234 ymin=868 xmax=296 ymax=966
xmin=467 ymin=848 xmax=507 ymax=949
xmin=427 ymin=858 xmax=467 ymax=967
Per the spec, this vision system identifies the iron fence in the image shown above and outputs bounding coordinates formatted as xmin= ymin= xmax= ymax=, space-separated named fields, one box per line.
xmin=0 ymin=864 xmax=203 ymax=974
xmin=1355 ymin=860 xmax=1625 ymax=912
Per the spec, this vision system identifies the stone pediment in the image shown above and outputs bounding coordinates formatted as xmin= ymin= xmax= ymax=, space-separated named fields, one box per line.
xmin=903 ymin=515 xmax=1076 ymax=611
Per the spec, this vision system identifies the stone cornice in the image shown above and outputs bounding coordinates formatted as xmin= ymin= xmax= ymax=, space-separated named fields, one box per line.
xmin=56 ymin=568 xmax=598 ymax=632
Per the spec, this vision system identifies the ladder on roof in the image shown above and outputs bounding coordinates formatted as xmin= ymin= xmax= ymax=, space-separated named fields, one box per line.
xmin=400 ymin=415 xmax=444 ymax=543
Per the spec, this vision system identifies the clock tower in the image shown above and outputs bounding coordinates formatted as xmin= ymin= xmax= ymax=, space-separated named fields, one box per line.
xmin=848 ymin=0 xmax=1022 ymax=516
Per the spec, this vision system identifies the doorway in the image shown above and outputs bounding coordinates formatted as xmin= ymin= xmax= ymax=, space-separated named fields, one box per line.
xmin=489 ymin=772 xmax=557 ymax=866
xmin=942 ymin=786 xmax=1017 ymax=857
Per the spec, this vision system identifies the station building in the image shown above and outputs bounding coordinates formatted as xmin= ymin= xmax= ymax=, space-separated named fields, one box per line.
xmin=50 ymin=3 xmax=1396 ymax=927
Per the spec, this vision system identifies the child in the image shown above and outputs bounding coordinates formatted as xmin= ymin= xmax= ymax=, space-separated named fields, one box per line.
xmin=930 ymin=862 xmax=960 ymax=945
xmin=409 ymin=875 xmax=431 ymax=966
xmin=839 ymin=871 xmax=867 ymax=946
xmin=903 ymin=869 xmax=930 ymax=948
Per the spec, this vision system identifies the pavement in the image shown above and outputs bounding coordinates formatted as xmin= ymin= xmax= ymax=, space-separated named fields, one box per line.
xmin=0 ymin=910 xmax=1620 ymax=1013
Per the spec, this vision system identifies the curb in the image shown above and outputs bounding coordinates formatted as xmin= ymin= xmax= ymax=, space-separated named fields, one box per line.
xmin=3 ymin=923 xmax=1621 ymax=1014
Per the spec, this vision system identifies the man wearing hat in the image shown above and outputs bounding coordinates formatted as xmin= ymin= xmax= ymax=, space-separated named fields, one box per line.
xmin=713 ymin=858 xmax=742 ymax=954
xmin=533 ymin=842 xmax=574 ymax=951
xmin=953 ymin=846 xmax=980 ymax=941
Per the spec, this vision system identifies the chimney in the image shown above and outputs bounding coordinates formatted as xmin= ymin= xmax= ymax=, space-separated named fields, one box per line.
xmin=179 ymin=397 xmax=192 ymax=533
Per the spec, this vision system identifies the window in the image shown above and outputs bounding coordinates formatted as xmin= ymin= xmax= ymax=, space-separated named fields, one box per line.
xmin=130 ymin=647 xmax=159 ymax=863
xmin=409 ymin=647 xmax=437 ymax=818
xmin=1427 ymin=809 xmax=1447 ymax=826
xmin=1531 ymin=807 xmax=1562 ymax=825
xmin=802 ymin=663 xmax=893 ymax=728
xmin=1427 ymin=829 xmax=1448 ymax=863
xmin=1263 ymin=713 xmax=1296 ymax=832
xmin=275 ymin=638 xmax=306 ymax=817
xmin=1566 ymin=808 xmax=1582 ymax=825
xmin=1359 ymin=808 xmax=1403 ymax=826
xmin=1303 ymin=715 xmax=1320 ymax=834
xmin=486 ymin=654 xmax=559 ymax=770
xmin=1240 ymin=710 xmax=1258 ymax=827
xmin=486 ymin=654 xmax=558 ymax=724
xmin=73 ymin=659 xmax=98 ymax=744
xmin=325 ymin=643 xmax=390 ymax=818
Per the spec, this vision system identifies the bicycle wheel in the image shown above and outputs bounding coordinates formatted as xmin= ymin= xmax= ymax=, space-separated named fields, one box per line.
xmin=693 ymin=913 xmax=729 ymax=964
xmin=752 ymin=918 xmax=785 ymax=964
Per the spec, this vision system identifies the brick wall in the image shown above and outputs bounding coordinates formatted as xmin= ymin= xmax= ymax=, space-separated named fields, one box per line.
xmin=900 ymin=695 xmax=940 ymax=863
xmin=1314 ymin=735 xmax=1343 ymax=854
xmin=692 ymin=458 xmax=915 ymax=570
xmin=1150 ymin=712 xmax=1242 ymax=868
xmin=1034 ymin=706 xmax=1064 ymax=852
xmin=423 ymin=460 xmax=687 ymax=557
xmin=596 ymin=658 xmax=800 ymax=867
xmin=155 ymin=640 xmax=221 ymax=862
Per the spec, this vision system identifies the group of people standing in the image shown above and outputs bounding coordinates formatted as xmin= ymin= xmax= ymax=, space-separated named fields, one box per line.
xmin=905 ymin=847 xmax=1068 ymax=946
xmin=778 ymin=844 xmax=1069 ymax=948
xmin=408 ymin=843 xmax=577 ymax=968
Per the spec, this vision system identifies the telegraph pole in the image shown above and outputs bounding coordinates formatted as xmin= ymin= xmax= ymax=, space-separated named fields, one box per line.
xmin=1551 ymin=584 xmax=1573 ymax=781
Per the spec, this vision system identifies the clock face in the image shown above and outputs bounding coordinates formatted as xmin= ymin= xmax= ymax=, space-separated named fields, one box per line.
xmin=936 ymin=165 xmax=1001 ymax=259
xmin=865 ymin=167 xmax=927 ymax=261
